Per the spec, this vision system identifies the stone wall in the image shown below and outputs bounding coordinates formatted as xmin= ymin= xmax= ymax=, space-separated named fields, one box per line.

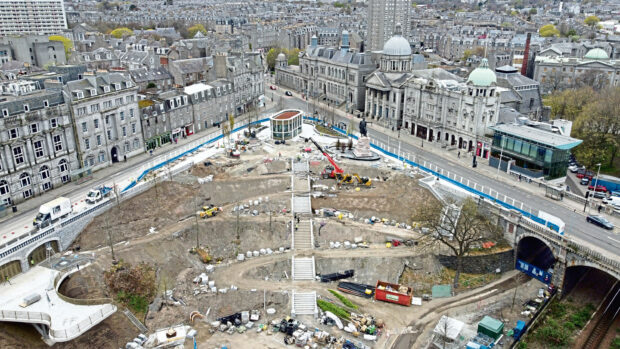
xmin=437 ymin=250 xmax=515 ymax=274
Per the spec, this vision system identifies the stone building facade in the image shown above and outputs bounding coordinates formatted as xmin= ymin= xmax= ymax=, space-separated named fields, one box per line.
xmin=64 ymin=72 xmax=144 ymax=171
xmin=0 ymin=90 xmax=78 ymax=205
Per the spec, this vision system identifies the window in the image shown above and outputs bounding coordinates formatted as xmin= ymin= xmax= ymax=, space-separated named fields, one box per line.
xmin=131 ymin=123 xmax=136 ymax=134
xmin=42 ymin=181 xmax=52 ymax=191
xmin=107 ymin=130 xmax=112 ymax=140
xmin=133 ymin=138 xmax=139 ymax=149
xmin=124 ymin=142 xmax=130 ymax=152
xmin=30 ymin=123 xmax=39 ymax=134
xmin=103 ymin=85 xmax=110 ymax=93
xmin=50 ymin=118 xmax=58 ymax=128
xmin=43 ymin=100 xmax=49 ymax=107
xmin=0 ymin=180 xmax=8 ymax=195
xmin=98 ymin=152 xmax=105 ymax=163
xmin=39 ymin=166 xmax=50 ymax=180
xmin=20 ymin=173 xmax=31 ymax=187
xmin=130 ymin=109 xmax=134 ymax=118
xmin=103 ymin=101 xmax=112 ymax=109
xmin=22 ymin=189 xmax=33 ymax=199
xmin=90 ymin=104 xmax=99 ymax=113
xmin=13 ymin=146 xmax=24 ymax=165
xmin=96 ymin=135 xmax=102 ymax=146
xmin=9 ymin=128 xmax=19 ymax=139
xmin=24 ymin=104 xmax=29 ymax=112
xmin=77 ymin=107 xmax=87 ymax=116
xmin=2 ymin=109 xmax=8 ymax=117
xmin=94 ymin=119 xmax=100 ymax=129
xmin=84 ymin=138 xmax=90 ymax=150
xmin=122 ymin=126 xmax=127 ymax=137
xmin=116 ymin=97 xmax=123 ymax=105
xmin=53 ymin=134 xmax=63 ymax=151
xmin=59 ymin=159 xmax=68 ymax=172
xmin=34 ymin=140 xmax=44 ymax=158
xmin=82 ymin=122 xmax=87 ymax=132
xmin=120 ymin=111 xmax=125 ymax=121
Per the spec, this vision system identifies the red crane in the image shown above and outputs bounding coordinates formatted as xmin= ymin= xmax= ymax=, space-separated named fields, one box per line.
xmin=310 ymin=138 xmax=344 ymax=179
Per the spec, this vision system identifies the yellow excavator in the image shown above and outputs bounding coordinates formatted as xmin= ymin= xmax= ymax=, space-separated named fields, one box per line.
xmin=200 ymin=204 xmax=221 ymax=218
xmin=353 ymin=174 xmax=372 ymax=187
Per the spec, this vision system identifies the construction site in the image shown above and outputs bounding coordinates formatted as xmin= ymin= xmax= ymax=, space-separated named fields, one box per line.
xmin=0 ymin=118 xmax=609 ymax=349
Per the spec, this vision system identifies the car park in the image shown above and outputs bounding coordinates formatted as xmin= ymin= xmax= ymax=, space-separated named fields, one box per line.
xmin=586 ymin=215 xmax=615 ymax=230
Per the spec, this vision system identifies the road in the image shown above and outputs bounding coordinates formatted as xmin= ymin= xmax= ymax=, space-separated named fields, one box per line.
xmin=0 ymin=103 xmax=283 ymax=250
xmin=274 ymin=91 xmax=620 ymax=257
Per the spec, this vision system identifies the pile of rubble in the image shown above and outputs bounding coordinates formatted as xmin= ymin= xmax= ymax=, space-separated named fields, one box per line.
xmin=328 ymin=237 xmax=369 ymax=250
xmin=236 ymin=246 xmax=289 ymax=261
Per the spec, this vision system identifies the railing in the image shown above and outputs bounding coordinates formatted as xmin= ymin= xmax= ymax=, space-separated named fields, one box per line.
xmin=48 ymin=304 xmax=117 ymax=340
xmin=0 ymin=309 xmax=51 ymax=325
xmin=53 ymin=265 xmax=114 ymax=306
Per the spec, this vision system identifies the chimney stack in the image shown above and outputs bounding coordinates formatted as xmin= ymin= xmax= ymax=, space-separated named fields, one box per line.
xmin=521 ymin=32 xmax=531 ymax=76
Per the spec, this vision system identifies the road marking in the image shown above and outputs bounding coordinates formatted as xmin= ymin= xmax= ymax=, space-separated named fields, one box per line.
xmin=608 ymin=236 xmax=620 ymax=244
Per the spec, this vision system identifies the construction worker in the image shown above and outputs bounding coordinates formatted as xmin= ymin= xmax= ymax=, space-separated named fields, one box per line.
xmin=5 ymin=276 xmax=10 ymax=285
xmin=295 ymin=223 xmax=298 ymax=231
xmin=30 ymin=258 xmax=35 ymax=267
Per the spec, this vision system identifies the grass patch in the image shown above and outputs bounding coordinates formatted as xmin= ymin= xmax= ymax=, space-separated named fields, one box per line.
xmin=315 ymin=124 xmax=342 ymax=137
xmin=317 ymin=299 xmax=350 ymax=320
xmin=117 ymin=290 xmax=149 ymax=317
xmin=523 ymin=298 xmax=595 ymax=348
xmin=328 ymin=289 xmax=358 ymax=309
xmin=399 ymin=267 xmax=501 ymax=294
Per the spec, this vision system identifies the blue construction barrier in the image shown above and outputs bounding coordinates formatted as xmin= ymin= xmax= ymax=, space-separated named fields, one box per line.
xmin=303 ymin=117 xmax=560 ymax=234
xmin=122 ymin=118 xmax=271 ymax=192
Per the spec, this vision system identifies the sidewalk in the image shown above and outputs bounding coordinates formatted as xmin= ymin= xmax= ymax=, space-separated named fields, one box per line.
xmin=0 ymin=99 xmax=277 ymax=225
xmin=295 ymin=90 xmax=620 ymax=229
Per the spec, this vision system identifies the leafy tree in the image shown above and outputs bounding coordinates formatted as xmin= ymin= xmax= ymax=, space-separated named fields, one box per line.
xmin=188 ymin=24 xmax=207 ymax=38
xmin=110 ymin=27 xmax=134 ymax=38
xmin=266 ymin=48 xmax=283 ymax=70
xmin=288 ymin=48 xmax=301 ymax=65
xmin=529 ymin=8 xmax=537 ymax=15
xmin=146 ymin=82 xmax=156 ymax=89
xmin=48 ymin=35 xmax=73 ymax=57
xmin=567 ymin=29 xmax=577 ymax=37
xmin=414 ymin=198 xmax=503 ymax=289
xmin=544 ymin=87 xmax=593 ymax=121
xmin=539 ymin=24 xmax=560 ymax=37
xmin=584 ymin=15 xmax=600 ymax=29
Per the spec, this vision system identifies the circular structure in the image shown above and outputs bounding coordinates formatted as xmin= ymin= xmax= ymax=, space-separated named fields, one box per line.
xmin=270 ymin=109 xmax=303 ymax=140
xmin=584 ymin=48 xmax=609 ymax=60
xmin=467 ymin=58 xmax=497 ymax=87
xmin=276 ymin=52 xmax=286 ymax=61
xmin=382 ymin=24 xmax=411 ymax=56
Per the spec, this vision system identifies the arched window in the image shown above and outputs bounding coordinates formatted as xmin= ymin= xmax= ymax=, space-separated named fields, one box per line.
xmin=39 ymin=166 xmax=50 ymax=180
xmin=0 ymin=180 xmax=9 ymax=195
xmin=20 ymin=173 xmax=31 ymax=188
xmin=58 ymin=159 xmax=68 ymax=172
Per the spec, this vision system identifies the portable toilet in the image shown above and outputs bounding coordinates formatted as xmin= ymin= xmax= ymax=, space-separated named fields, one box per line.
xmin=477 ymin=315 xmax=504 ymax=340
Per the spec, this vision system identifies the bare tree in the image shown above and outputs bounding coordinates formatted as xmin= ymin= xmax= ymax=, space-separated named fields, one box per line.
xmin=414 ymin=198 xmax=503 ymax=289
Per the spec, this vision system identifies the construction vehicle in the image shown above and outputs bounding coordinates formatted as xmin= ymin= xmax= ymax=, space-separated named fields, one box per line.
xmin=86 ymin=185 xmax=113 ymax=204
xmin=310 ymin=138 xmax=371 ymax=187
xmin=33 ymin=197 xmax=72 ymax=229
xmin=199 ymin=204 xmax=222 ymax=218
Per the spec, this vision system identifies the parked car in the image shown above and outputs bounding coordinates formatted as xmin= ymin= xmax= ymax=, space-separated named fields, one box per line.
xmin=568 ymin=165 xmax=581 ymax=173
xmin=603 ymin=196 xmax=620 ymax=205
xmin=580 ymin=177 xmax=590 ymax=185
xmin=586 ymin=215 xmax=614 ymax=230
xmin=593 ymin=191 xmax=607 ymax=199
xmin=285 ymin=91 xmax=293 ymax=96
xmin=576 ymin=169 xmax=594 ymax=179
xmin=588 ymin=184 xmax=607 ymax=192
xmin=269 ymin=85 xmax=277 ymax=90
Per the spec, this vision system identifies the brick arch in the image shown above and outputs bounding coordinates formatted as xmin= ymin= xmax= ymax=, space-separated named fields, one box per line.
xmin=23 ymin=237 xmax=61 ymax=266
xmin=565 ymin=258 xmax=620 ymax=282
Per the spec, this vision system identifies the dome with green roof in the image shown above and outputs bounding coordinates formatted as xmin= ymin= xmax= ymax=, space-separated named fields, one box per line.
xmin=584 ymin=48 xmax=609 ymax=60
xmin=467 ymin=58 xmax=497 ymax=87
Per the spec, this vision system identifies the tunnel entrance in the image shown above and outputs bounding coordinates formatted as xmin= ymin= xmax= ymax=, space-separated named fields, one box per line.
xmin=516 ymin=236 xmax=556 ymax=283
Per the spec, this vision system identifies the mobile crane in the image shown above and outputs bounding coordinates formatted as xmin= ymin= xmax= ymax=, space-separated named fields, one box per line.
xmin=310 ymin=138 xmax=371 ymax=187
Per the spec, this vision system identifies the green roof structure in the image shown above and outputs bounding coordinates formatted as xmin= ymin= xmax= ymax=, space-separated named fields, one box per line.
xmin=467 ymin=58 xmax=497 ymax=87
xmin=478 ymin=315 xmax=504 ymax=339
xmin=584 ymin=48 xmax=609 ymax=60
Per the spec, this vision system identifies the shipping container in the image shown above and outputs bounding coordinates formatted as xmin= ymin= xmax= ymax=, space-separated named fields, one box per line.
xmin=374 ymin=280 xmax=413 ymax=306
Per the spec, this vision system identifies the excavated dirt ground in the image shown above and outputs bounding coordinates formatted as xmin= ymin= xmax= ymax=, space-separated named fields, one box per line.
xmin=3 ymin=138 xmax=520 ymax=349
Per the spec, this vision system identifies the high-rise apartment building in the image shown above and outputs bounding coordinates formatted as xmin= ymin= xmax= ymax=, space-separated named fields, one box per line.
xmin=367 ymin=0 xmax=411 ymax=52
xmin=0 ymin=0 xmax=67 ymax=36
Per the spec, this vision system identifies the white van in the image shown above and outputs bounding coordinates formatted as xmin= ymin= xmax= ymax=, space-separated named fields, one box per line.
xmin=33 ymin=197 xmax=72 ymax=229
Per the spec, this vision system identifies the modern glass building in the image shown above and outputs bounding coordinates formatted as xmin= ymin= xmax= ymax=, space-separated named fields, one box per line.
xmin=489 ymin=123 xmax=582 ymax=179
xmin=270 ymin=109 xmax=303 ymax=140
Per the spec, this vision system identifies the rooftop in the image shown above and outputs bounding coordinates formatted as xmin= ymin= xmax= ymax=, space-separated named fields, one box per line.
xmin=271 ymin=109 xmax=302 ymax=120
xmin=491 ymin=123 xmax=583 ymax=150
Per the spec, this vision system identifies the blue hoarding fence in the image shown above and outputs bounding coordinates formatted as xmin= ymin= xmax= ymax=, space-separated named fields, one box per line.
xmin=122 ymin=118 xmax=270 ymax=192
xmin=516 ymin=259 xmax=552 ymax=284
xmin=302 ymin=117 xmax=561 ymax=235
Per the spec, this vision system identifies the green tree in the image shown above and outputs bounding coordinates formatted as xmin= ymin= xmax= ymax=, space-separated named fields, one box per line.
xmin=266 ymin=48 xmax=283 ymax=71
xmin=188 ymin=24 xmax=207 ymax=38
xmin=48 ymin=35 xmax=73 ymax=57
xmin=545 ymin=87 xmax=593 ymax=121
xmin=539 ymin=24 xmax=560 ymax=37
xmin=567 ymin=29 xmax=577 ymax=37
xmin=110 ymin=27 xmax=134 ymax=38
xmin=529 ymin=8 xmax=537 ymax=15
xmin=584 ymin=15 xmax=600 ymax=29
xmin=287 ymin=48 xmax=301 ymax=65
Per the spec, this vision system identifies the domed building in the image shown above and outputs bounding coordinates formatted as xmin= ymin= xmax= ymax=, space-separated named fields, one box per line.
xmin=533 ymin=45 xmax=619 ymax=93
xmin=364 ymin=23 xmax=414 ymax=130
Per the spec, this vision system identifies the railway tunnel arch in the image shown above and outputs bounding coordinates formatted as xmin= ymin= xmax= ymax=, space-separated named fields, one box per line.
xmin=26 ymin=239 xmax=59 ymax=267
xmin=516 ymin=235 xmax=557 ymax=270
